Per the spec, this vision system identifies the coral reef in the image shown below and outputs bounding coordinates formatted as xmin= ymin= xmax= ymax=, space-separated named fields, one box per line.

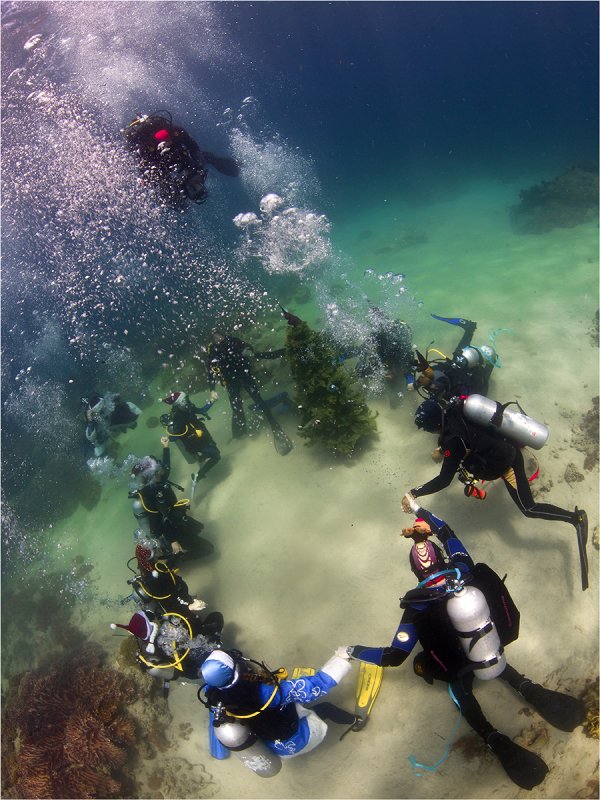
xmin=285 ymin=320 xmax=377 ymax=457
xmin=579 ymin=678 xmax=599 ymax=740
xmin=564 ymin=462 xmax=585 ymax=484
xmin=1 ymin=644 xmax=139 ymax=799
xmin=510 ymin=164 xmax=599 ymax=234
xmin=571 ymin=396 xmax=599 ymax=472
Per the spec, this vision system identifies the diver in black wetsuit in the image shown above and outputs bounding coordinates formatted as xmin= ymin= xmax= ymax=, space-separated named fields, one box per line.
xmin=404 ymin=397 xmax=589 ymax=590
xmin=123 ymin=112 xmax=239 ymax=208
xmin=111 ymin=603 xmax=224 ymax=694
xmin=348 ymin=500 xmax=585 ymax=790
xmin=160 ymin=391 xmax=221 ymax=490
xmin=411 ymin=315 xmax=497 ymax=401
xmin=206 ymin=331 xmax=293 ymax=455
xmin=129 ymin=436 xmax=207 ymax=558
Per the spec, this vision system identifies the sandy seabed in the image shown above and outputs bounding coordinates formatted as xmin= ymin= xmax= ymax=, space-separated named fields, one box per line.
xmin=8 ymin=180 xmax=599 ymax=799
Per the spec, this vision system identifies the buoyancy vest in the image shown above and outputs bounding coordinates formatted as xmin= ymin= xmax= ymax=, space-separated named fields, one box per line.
xmin=442 ymin=405 xmax=517 ymax=481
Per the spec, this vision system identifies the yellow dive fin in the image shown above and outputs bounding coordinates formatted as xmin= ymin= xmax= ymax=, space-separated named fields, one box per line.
xmin=291 ymin=667 xmax=316 ymax=679
xmin=353 ymin=661 xmax=383 ymax=729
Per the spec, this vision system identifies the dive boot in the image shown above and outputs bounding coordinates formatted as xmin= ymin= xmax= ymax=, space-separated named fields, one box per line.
xmin=486 ymin=731 xmax=548 ymax=790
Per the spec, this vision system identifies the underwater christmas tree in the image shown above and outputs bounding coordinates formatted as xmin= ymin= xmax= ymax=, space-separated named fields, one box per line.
xmin=285 ymin=318 xmax=377 ymax=457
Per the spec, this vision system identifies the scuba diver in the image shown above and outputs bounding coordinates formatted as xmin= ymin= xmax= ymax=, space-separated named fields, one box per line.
xmin=411 ymin=314 xmax=498 ymax=401
xmin=405 ymin=395 xmax=589 ymax=590
xmin=128 ymin=436 xmax=209 ymax=559
xmin=347 ymin=499 xmax=585 ymax=790
xmin=122 ymin=111 xmax=240 ymax=209
xmin=206 ymin=330 xmax=293 ymax=455
xmin=111 ymin=605 xmax=223 ymax=697
xmin=124 ymin=534 xmax=218 ymax=618
xmin=356 ymin=303 xmax=414 ymax=408
xmin=128 ymin=434 xmax=176 ymax=490
xmin=197 ymin=647 xmax=354 ymax=776
xmin=161 ymin=391 xmax=221 ymax=497
xmin=83 ymin=392 xmax=142 ymax=458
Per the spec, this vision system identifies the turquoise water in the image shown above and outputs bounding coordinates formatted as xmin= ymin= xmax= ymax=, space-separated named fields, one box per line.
xmin=1 ymin=3 xmax=598 ymax=798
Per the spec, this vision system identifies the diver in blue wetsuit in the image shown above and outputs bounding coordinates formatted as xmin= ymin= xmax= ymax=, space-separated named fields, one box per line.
xmin=348 ymin=499 xmax=584 ymax=790
xmin=198 ymin=648 xmax=353 ymax=777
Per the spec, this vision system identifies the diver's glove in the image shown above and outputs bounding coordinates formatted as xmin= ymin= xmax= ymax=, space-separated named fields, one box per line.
xmin=431 ymin=446 xmax=444 ymax=463
xmin=188 ymin=599 xmax=207 ymax=612
xmin=402 ymin=492 xmax=419 ymax=514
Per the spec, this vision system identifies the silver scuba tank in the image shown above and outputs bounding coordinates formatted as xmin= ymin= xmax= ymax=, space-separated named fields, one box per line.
xmin=446 ymin=585 xmax=506 ymax=680
xmin=146 ymin=665 xmax=176 ymax=681
xmin=462 ymin=394 xmax=549 ymax=450
xmin=213 ymin=719 xmax=282 ymax=777
xmin=459 ymin=346 xmax=483 ymax=368
xmin=131 ymin=498 xmax=151 ymax=532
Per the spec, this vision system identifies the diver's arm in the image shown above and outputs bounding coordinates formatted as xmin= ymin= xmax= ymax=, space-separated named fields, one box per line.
xmin=350 ymin=610 xmax=418 ymax=667
xmin=200 ymin=150 xmax=240 ymax=177
xmin=411 ymin=440 xmax=464 ymax=497
xmin=253 ymin=349 xmax=285 ymax=360
xmin=413 ymin=506 xmax=474 ymax=572
xmin=160 ymin=438 xmax=171 ymax=477
xmin=262 ymin=653 xmax=352 ymax=706
xmin=193 ymin=399 xmax=215 ymax=417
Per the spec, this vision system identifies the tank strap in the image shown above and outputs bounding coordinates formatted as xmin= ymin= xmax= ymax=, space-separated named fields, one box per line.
xmin=456 ymin=646 xmax=505 ymax=676
xmin=455 ymin=621 xmax=494 ymax=652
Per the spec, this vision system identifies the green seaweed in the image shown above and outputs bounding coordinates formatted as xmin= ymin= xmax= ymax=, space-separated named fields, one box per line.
xmin=285 ymin=321 xmax=377 ymax=457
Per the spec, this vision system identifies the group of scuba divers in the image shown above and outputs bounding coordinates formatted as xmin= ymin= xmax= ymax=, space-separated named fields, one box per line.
xmin=98 ymin=301 xmax=591 ymax=792
xmin=97 ymin=113 xmax=591 ymax=789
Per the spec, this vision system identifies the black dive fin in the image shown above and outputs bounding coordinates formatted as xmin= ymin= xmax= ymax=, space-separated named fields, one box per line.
xmin=271 ymin=423 xmax=294 ymax=456
xmin=520 ymin=683 xmax=585 ymax=731
xmin=250 ymin=391 xmax=290 ymax=413
xmin=486 ymin=732 xmax=548 ymax=790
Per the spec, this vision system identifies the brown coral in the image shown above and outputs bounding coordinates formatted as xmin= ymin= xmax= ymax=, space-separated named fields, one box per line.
xmin=580 ymin=677 xmax=599 ymax=739
xmin=510 ymin=164 xmax=599 ymax=234
xmin=1 ymin=645 xmax=138 ymax=799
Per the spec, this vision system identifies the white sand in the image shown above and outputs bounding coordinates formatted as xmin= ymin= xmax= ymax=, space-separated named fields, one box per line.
xmin=19 ymin=181 xmax=598 ymax=799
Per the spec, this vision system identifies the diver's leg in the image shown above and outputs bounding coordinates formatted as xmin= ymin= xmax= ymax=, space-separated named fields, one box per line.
xmin=451 ymin=676 xmax=548 ymax=790
xmin=502 ymin=449 xmax=588 ymax=589
xmin=501 ymin=663 xmax=584 ymax=732
xmin=452 ymin=321 xmax=478 ymax=357
xmin=196 ymin=445 xmax=221 ymax=479
xmin=244 ymin=380 xmax=280 ymax=429
xmin=502 ymin=449 xmax=579 ymax=525
xmin=226 ymin=381 xmax=247 ymax=437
